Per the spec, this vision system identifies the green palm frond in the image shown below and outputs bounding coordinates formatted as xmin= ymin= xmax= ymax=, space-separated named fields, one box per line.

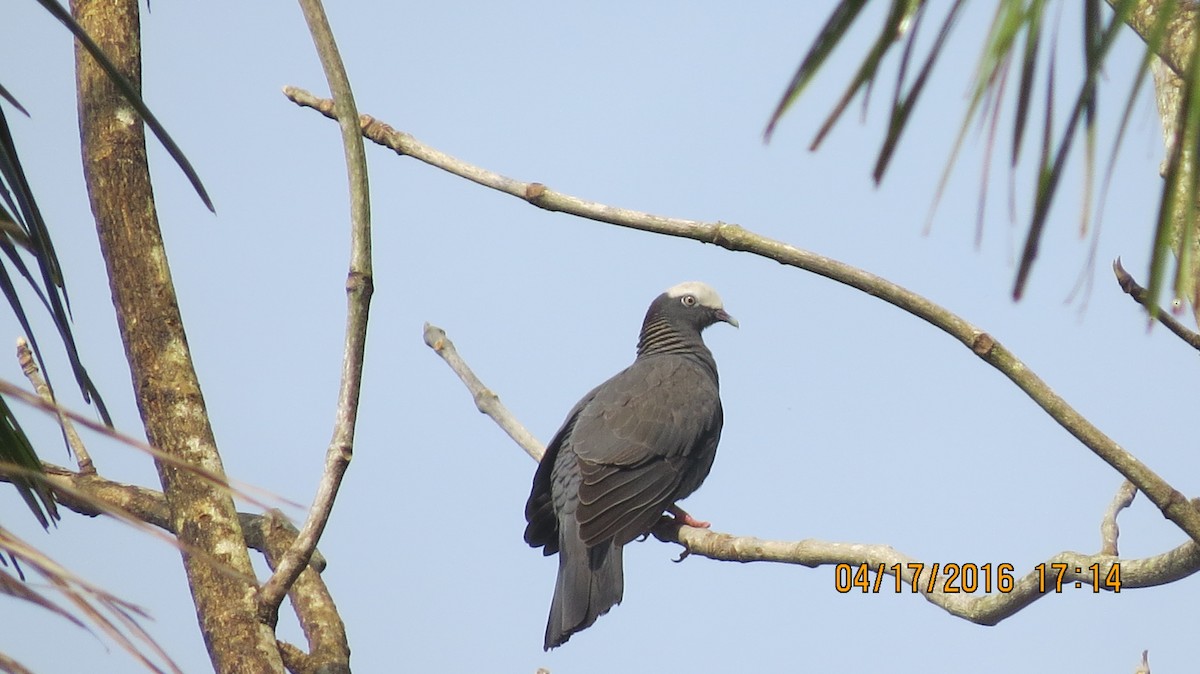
xmin=0 ymin=395 xmax=56 ymax=528
xmin=0 ymin=83 xmax=29 ymax=116
xmin=768 ymin=0 xmax=1199 ymax=313
xmin=32 ymin=0 xmax=213 ymax=212
xmin=0 ymin=98 xmax=83 ymax=529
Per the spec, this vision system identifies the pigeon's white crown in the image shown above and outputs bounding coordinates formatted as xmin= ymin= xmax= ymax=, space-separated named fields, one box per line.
xmin=665 ymin=281 xmax=725 ymax=310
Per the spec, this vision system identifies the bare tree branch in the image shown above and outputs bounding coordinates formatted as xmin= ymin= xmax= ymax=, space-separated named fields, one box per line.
xmin=11 ymin=463 xmax=262 ymax=590
xmin=286 ymin=88 xmax=1200 ymax=547
xmin=1115 ymin=0 xmax=1198 ymax=79
xmin=258 ymin=0 xmax=374 ymax=622
xmin=656 ymin=520 xmax=1200 ymax=623
xmin=422 ymin=324 xmax=542 ymax=460
xmin=1113 ymin=258 xmax=1200 ymax=349
xmin=1101 ymin=480 xmax=1138 ymax=556
xmin=17 ymin=337 xmax=92 ymax=474
xmin=0 ymin=377 xmax=286 ymax=514
xmin=40 ymin=463 xmax=170 ymax=529
xmin=0 ymin=462 xmax=325 ymax=572
xmin=261 ymin=510 xmax=350 ymax=674
xmin=1 ymin=461 xmax=337 ymax=673
xmin=424 ymin=323 xmax=1200 ymax=624
xmin=0 ymin=375 xmax=313 ymax=570
xmin=242 ymin=512 xmax=327 ymax=574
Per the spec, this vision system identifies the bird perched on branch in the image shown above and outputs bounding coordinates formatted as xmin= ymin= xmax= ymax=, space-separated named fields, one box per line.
xmin=524 ymin=281 xmax=737 ymax=650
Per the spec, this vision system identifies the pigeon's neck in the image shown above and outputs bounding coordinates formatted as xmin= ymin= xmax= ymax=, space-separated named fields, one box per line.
xmin=636 ymin=318 xmax=716 ymax=370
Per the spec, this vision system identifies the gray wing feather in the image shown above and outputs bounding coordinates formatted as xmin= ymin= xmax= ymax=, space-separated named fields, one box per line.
xmin=569 ymin=355 xmax=721 ymax=547
xmin=524 ymin=385 xmax=602 ymax=553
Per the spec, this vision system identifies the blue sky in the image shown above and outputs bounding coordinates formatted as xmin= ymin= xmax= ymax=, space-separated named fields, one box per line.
xmin=1 ymin=2 xmax=1195 ymax=673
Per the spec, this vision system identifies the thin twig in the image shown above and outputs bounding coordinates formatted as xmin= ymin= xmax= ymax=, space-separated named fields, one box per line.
xmin=286 ymin=88 xmax=1200 ymax=549
xmin=259 ymin=0 xmax=373 ymax=619
xmin=0 ymin=461 xmax=324 ymax=573
xmin=0 ymin=462 xmax=264 ymax=591
xmin=424 ymin=323 xmax=1200 ymax=625
xmin=1101 ymin=480 xmax=1138 ymax=556
xmin=0 ymin=377 xmax=292 ymax=513
xmin=421 ymin=324 xmax=542 ymax=460
xmin=16 ymin=338 xmax=93 ymax=474
xmin=1112 ymin=257 xmax=1200 ymax=350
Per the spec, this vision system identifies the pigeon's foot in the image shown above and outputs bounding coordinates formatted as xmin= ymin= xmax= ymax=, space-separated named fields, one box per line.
xmin=668 ymin=505 xmax=710 ymax=529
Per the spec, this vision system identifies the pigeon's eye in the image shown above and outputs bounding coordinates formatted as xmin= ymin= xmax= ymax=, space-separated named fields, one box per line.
xmin=681 ymin=295 xmax=697 ymax=307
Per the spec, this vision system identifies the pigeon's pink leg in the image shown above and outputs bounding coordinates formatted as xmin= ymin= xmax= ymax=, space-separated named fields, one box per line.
xmin=668 ymin=505 xmax=710 ymax=529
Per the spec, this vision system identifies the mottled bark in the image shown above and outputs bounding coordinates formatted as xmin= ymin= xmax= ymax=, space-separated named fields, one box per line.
xmin=261 ymin=511 xmax=350 ymax=674
xmin=1118 ymin=0 xmax=1199 ymax=78
xmin=71 ymin=1 xmax=283 ymax=671
xmin=1150 ymin=57 xmax=1200 ymax=324
xmin=1113 ymin=0 xmax=1200 ymax=324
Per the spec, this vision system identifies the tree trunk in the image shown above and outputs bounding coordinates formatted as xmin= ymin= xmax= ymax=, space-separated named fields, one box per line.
xmin=1119 ymin=0 xmax=1200 ymax=324
xmin=71 ymin=1 xmax=284 ymax=671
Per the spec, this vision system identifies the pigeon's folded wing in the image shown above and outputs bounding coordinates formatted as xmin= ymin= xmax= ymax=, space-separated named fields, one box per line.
xmin=570 ymin=357 xmax=721 ymax=547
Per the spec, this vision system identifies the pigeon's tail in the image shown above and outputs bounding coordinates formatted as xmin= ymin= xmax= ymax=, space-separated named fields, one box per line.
xmin=544 ymin=522 xmax=623 ymax=650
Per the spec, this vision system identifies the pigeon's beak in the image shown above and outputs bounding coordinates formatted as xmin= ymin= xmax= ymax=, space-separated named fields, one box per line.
xmin=715 ymin=309 xmax=739 ymax=328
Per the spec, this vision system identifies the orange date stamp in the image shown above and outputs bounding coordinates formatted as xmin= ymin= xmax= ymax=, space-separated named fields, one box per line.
xmin=835 ymin=562 xmax=1017 ymax=594
xmin=834 ymin=562 xmax=1122 ymax=593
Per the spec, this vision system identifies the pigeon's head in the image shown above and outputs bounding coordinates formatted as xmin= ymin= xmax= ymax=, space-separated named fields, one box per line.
xmin=649 ymin=281 xmax=738 ymax=332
